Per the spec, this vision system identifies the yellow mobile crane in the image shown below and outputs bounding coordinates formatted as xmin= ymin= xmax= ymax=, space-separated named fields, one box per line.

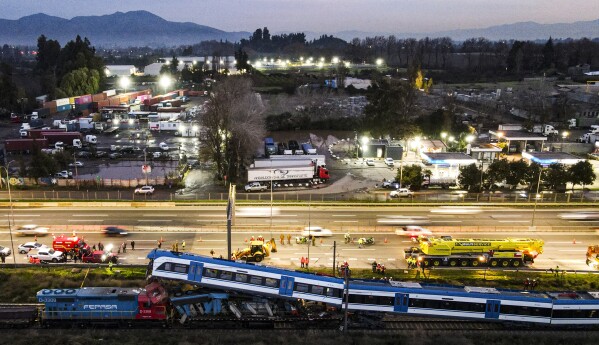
xmin=405 ymin=236 xmax=544 ymax=268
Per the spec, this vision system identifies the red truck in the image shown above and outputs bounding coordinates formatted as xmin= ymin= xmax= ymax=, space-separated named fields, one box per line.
xmin=28 ymin=129 xmax=67 ymax=139
xmin=4 ymin=138 xmax=48 ymax=152
xmin=82 ymin=250 xmax=118 ymax=264
xmin=52 ymin=235 xmax=90 ymax=259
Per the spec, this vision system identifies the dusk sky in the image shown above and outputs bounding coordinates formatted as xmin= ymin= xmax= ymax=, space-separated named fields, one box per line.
xmin=2 ymin=0 xmax=599 ymax=33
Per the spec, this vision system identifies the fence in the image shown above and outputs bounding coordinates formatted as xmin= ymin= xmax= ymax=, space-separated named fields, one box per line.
xmin=0 ymin=189 xmax=596 ymax=204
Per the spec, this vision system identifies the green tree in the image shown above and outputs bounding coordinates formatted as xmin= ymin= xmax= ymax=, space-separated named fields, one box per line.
xmin=458 ymin=163 xmax=482 ymax=192
xmin=56 ymin=67 xmax=101 ymax=98
xmin=541 ymin=37 xmax=555 ymax=69
xmin=568 ymin=160 xmax=596 ymax=190
xmin=169 ymin=55 xmax=180 ymax=76
xmin=544 ymin=163 xmax=569 ymax=191
xmin=36 ymin=35 xmax=61 ymax=73
xmin=181 ymin=63 xmax=204 ymax=83
xmin=0 ymin=63 xmax=19 ymax=115
xmin=524 ymin=162 xmax=542 ymax=191
xmin=234 ymin=48 xmax=251 ymax=73
xmin=395 ymin=165 xmax=423 ymax=190
xmin=363 ymin=77 xmax=418 ymax=139
xmin=486 ymin=159 xmax=510 ymax=187
xmin=28 ymin=150 xmax=59 ymax=181
xmin=506 ymin=160 xmax=529 ymax=188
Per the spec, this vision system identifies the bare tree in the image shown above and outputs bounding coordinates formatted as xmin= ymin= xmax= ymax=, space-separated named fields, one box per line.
xmin=201 ymin=77 xmax=265 ymax=182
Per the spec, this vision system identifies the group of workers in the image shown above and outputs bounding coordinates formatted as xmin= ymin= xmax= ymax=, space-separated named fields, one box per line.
xmin=371 ymin=261 xmax=386 ymax=274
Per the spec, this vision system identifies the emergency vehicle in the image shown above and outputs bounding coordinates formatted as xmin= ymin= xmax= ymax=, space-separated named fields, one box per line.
xmin=52 ymin=235 xmax=90 ymax=259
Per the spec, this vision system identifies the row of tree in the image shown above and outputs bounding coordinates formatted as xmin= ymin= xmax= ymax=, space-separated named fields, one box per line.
xmin=458 ymin=159 xmax=596 ymax=192
xmin=36 ymin=35 xmax=105 ymax=100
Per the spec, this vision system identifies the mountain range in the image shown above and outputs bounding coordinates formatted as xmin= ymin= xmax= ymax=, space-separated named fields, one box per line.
xmin=0 ymin=11 xmax=597 ymax=47
xmin=0 ymin=11 xmax=249 ymax=47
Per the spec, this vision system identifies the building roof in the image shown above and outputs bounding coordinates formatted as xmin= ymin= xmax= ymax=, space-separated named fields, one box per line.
xmin=470 ymin=144 xmax=502 ymax=152
xmin=421 ymin=152 xmax=477 ymax=165
xmin=522 ymin=152 xmax=585 ymax=166
xmin=421 ymin=139 xmax=447 ymax=152
xmin=489 ymin=130 xmax=548 ymax=141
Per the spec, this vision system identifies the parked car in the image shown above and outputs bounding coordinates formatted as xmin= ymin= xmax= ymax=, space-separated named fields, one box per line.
xmin=18 ymin=242 xmax=49 ymax=254
xmin=27 ymin=248 xmax=65 ymax=263
xmin=390 ymin=188 xmax=414 ymax=198
xmin=301 ymin=226 xmax=333 ymax=237
xmin=76 ymin=151 xmax=91 ymax=158
xmin=134 ymin=185 xmax=155 ymax=195
xmin=159 ymin=142 xmax=169 ymax=151
xmin=0 ymin=246 xmax=11 ymax=257
xmin=15 ymin=225 xmax=49 ymax=236
xmin=55 ymin=171 xmax=72 ymax=179
xmin=382 ymin=181 xmax=400 ymax=189
xmin=103 ymin=226 xmax=128 ymax=237
xmin=384 ymin=158 xmax=395 ymax=167
xmin=109 ymin=152 xmax=122 ymax=159
xmin=68 ymin=161 xmax=84 ymax=167
xmin=366 ymin=159 xmax=375 ymax=166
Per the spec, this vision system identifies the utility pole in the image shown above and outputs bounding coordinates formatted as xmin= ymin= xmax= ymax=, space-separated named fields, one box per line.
xmin=227 ymin=183 xmax=235 ymax=260
xmin=343 ymin=266 xmax=350 ymax=333
xmin=307 ymin=194 xmax=311 ymax=272
xmin=332 ymin=241 xmax=337 ymax=277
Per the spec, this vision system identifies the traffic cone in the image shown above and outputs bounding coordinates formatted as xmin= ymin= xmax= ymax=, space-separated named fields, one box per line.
xmin=573 ymin=238 xmax=577 ymax=244
xmin=384 ymin=238 xmax=388 ymax=244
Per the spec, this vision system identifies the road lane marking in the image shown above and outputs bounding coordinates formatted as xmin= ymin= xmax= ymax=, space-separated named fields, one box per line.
xmin=341 ymin=249 xmax=375 ymax=251
xmin=72 ymin=214 xmax=108 ymax=217
xmin=491 ymin=215 xmax=522 ymax=218
xmin=334 ymin=221 xmax=358 ymax=223
xmin=268 ymin=220 xmax=298 ymax=223
xmin=332 ymin=215 xmax=356 ymax=217
xmin=497 ymin=220 xmax=530 ymax=223
xmin=197 ymin=214 xmax=226 ymax=217
xmin=8 ymin=215 xmax=40 ymax=217
xmin=569 ymin=220 xmax=599 ymax=223
xmin=430 ymin=221 xmax=462 ymax=223
xmin=138 ymin=220 xmax=172 ymax=222
xmin=68 ymin=220 xmax=103 ymax=222
xmin=142 ymin=214 xmax=178 ymax=217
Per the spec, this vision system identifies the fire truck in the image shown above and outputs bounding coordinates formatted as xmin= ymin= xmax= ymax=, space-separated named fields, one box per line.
xmin=587 ymin=245 xmax=599 ymax=269
xmin=405 ymin=236 xmax=544 ymax=268
xmin=52 ymin=236 xmax=90 ymax=259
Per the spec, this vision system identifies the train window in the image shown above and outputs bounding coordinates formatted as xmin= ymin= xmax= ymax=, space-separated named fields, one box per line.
xmin=164 ymin=263 xmax=172 ymax=271
xmin=348 ymin=295 xmax=365 ymax=304
xmin=220 ymin=271 xmax=233 ymax=280
xmin=295 ymin=283 xmax=309 ymax=293
xmin=379 ymin=296 xmax=394 ymax=306
xmin=311 ymin=285 xmax=324 ymax=295
xmin=204 ymin=268 xmax=219 ymax=278
xmin=173 ymin=264 xmax=188 ymax=274
xmin=265 ymin=278 xmax=279 ymax=288
xmin=235 ymin=273 xmax=248 ymax=283
xmin=501 ymin=305 xmax=552 ymax=317
xmin=552 ymin=309 xmax=599 ymax=319
xmin=325 ymin=288 xmax=336 ymax=297
xmin=250 ymin=276 xmax=263 ymax=285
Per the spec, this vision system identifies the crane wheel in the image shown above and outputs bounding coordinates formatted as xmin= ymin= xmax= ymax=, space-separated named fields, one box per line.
xmin=449 ymin=260 xmax=457 ymax=267
xmin=471 ymin=260 xmax=480 ymax=267
xmin=490 ymin=260 xmax=498 ymax=267
xmin=432 ymin=260 xmax=441 ymax=266
xmin=512 ymin=260 xmax=521 ymax=267
xmin=460 ymin=260 xmax=469 ymax=267
xmin=501 ymin=260 xmax=510 ymax=267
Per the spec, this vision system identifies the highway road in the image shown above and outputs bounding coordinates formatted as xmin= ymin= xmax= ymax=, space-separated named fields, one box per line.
xmin=0 ymin=205 xmax=597 ymax=271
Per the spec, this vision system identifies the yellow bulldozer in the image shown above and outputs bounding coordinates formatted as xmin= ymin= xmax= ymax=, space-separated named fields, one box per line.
xmin=232 ymin=239 xmax=277 ymax=263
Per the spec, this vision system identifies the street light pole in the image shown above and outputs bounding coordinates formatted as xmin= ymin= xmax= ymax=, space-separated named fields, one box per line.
xmin=1 ymin=163 xmax=17 ymax=267
xmin=531 ymin=166 xmax=543 ymax=227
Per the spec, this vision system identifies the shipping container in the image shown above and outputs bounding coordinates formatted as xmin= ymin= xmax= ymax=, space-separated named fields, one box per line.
xmin=56 ymin=98 xmax=70 ymax=107
xmin=57 ymin=104 xmax=72 ymax=112
xmin=76 ymin=95 xmax=92 ymax=104
xmin=69 ymin=97 xmax=77 ymax=105
xmin=43 ymin=100 xmax=57 ymax=109
xmin=75 ymin=103 xmax=91 ymax=111
xmin=92 ymin=93 xmax=106 ymax=102
xmin=5 ymin=138 xmax=48 ymax=152
xmin=103 ymin=89 xmax=116 ymax=97
xmin=41 ymin=132 xmax=82 ymax=144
